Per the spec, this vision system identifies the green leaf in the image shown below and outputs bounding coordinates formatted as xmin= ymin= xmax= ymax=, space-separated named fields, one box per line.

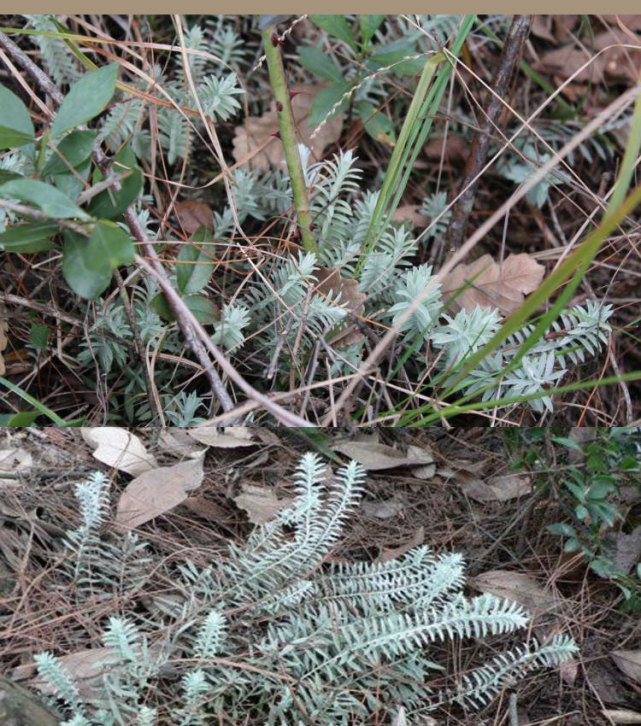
xmin=90 ymin=220 xmax=134 ymax=268
xmin=30 ymin=322 xmax=50 ymax=350
xmin=53 ymin=157 xmax=92 ymax=201
xmin=358 ymin=15 xmax=386 ymax=46
xmin=299 ymin=47 xmax=343 ymax=82
xmin=184 ymin=294 xmax=219 ymax=324
xmin=176 ymin=230 xmax=215 ymax=295
xmin=62 ymin=231 xmax=112 ymax=299
xmin=356 ymin=101 xmax=396 ymax=145
xmin=51 ymin=63 xmax=119 ymax=137
xmin=369 ymin=42 xmax=424 ymax=76
xmin=0 ymin=411 xmax=41 ymax=426
xmin=309 ymin=81 xmax=352 ymax=128
xmin=546 ymin=522 xmax=576 ymax=537
xmin=309 ymin=15 xmax=357 ymax=51
xmin=0 ymin=85 xmax=35 ymax=149
xmin=87 ymin=145 xmax=142 ymax=219
xmin=151 ymin=291 xmax=219 ymax=325
xmin=42 ymin=130 xmax=96 ymax=177
xmin=575 ymin=504 xmax=589 ymax=520
xmin=0 ymin=179 xmax=89 ymax=220
xmin=0 ymin=221 xmax=59 ymax=253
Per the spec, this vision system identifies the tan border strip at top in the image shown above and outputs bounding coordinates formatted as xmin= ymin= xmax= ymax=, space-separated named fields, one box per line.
xmin=3 ymin=5 xmax=641 ymax=15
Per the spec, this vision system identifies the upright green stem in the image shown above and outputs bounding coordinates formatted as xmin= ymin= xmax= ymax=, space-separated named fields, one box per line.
xmin=261 ymin=26 xmax=317 ymax=255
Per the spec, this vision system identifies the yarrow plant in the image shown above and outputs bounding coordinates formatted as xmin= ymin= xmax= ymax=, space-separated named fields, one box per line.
xmin=32 ymin=456 xmax=578 ymax=725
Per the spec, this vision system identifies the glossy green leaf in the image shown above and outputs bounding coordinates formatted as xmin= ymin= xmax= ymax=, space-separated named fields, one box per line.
xmin=53 ymin=157 xmax=92 ymax=201
xmin=299 ymin=47 xmax=343 ymax=82
xmin=358 ymin=15 xmax=386 ymax=46
xmin=62 ymin=231 xmax=112 ymax=299
xmin=0 ymin=221 xmax=59 ymax=253
xmin=176 ymin=230 xmax=215 ymax=295
xmin=0 ymin=85 xmax=34 ymax=149
xmin=309 ymin=15 xmax=357 ymax=51
xmin=308 ymin=81 xmax=352 ymax=128
xmin=87 ymin=145 xmax=142 ymax=219
xmin=51 ymin=63 xmax=119 ymax=137
xmin=0 ymin=179 xmax=89 ymax=220
xmin=42 ymin=130 xmax=96 ymax=176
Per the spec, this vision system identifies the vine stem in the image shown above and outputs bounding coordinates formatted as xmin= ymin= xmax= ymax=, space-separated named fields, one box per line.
xmin=261 ymin=25 xmax=317 ymax=255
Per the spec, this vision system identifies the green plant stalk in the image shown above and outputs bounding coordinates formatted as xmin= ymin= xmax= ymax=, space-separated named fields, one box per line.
xmin=0 ymin=375 xmax=67 ymax=425
xmin=355 ymin=15 xmax=476 ymax=277
xmin=261 ymin=26 xmax=317 ymax=255
xmin=395 ymin=369 xmax=641 ymax=426
xmin=607 ymin=88 xmax=641 ymax=213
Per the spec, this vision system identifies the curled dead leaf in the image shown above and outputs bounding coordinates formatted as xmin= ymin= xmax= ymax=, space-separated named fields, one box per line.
xmin=81 ymin=428 xmax=157 ymax=476
xmin=459 ymin=473 xmax=531 ymax=502
xmin=611 ymin=650 xmax=641 ymax=684
xmin=440 ymin=252 xmax=545 ymax=315
xmin=187 ymin=426 xmax=257 ymax=448
xmin=333 ymin=438 xmax=433 ymax=470
xmin=233 ymin=84 xmax=343 ymax=171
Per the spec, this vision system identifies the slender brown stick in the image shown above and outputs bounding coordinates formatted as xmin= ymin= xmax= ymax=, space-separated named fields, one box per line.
xmin=444 ymin=15 xmax=532 ymax=254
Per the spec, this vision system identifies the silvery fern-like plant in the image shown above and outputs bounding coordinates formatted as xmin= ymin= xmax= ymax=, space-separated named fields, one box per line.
xmin=34 ymin=456 xmax=577 ymax=725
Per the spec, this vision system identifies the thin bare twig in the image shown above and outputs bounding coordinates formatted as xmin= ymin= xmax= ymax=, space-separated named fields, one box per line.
xmin=445 ymin=14 xmax=532 ymax=255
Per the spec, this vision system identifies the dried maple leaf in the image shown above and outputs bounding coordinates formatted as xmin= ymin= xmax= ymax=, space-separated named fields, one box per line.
xmin=232 ymin=84 xmax=343 ymax=171
xmin=440 ymin=252 xmax=544 ymax=315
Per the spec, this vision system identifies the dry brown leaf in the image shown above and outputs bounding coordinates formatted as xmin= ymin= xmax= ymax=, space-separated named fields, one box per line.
xmin=232 ymin=84 xmax=343 ymax=171
xmin=471 ymin=570 xmax=561 ymax=619
xmin=440 ymin=253 xmax=545 ymax=314
xmin=315 ymin=266 xmax=366 ymax=347
xmin=423 ymin=134 xmax=468 ymax=163
xmin=187 ymin=427 xmax=257 ymax=448
xmin=30 ymin=647 xmax=117 ymax=700
xmin=536 ymin=28 xmax=641 ymax=85
xmin=459 ymin=473 xmax=531 ymax=503
xmin=362 ymin=497 xmax=405 ymax=520
xmin=379 ymin=525 xmax=425 ymax=563
xmin=602 ymin=709 xmax=641 ymax=724
xmin=392 ymin=205 xmax=429 ymax=227
xmin=157 ymin=429 xmax=207 ymax=459
xmin=115 ymin=455 xmax=204 ymax=530
xmin=234 ymin=484 xmax=293 ymax=525
xmin=333 ymin=438 xmax=434 ymax=471
xmin=611 ymin=650 xmax=641 ymax=684
xmin=603 ymin=15 xmax=641 ymax=33
xmin=81 ymin=428 xmax=157 ymax=476
xmin=611 ymin=526 xmax=641 ymax=574
xmin=174 ymin=200 xmax=213 ymax=236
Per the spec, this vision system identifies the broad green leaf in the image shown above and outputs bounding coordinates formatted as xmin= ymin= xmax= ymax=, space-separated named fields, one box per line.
xmin=369 ymin=42 xmax=425 ymax=76
xmin=184 ymin=294 xmax=219 ymax=324
xmin=151 ymin=291 xmax=219 ymax=325
xmin=0 ymin=179 xmax=89 ymax=220
xmin=0 ymin=85 xmax=34 ymax=149
xmin=0 ymin=127 xmax=35 ymax=149
xmin=53 ymin=157 xmax=92 ymax=201
xmin=87 ymin=145 xmax=142 ymax=219
xmin=42 ymin=130 xmax=96 ymax=176
xmin=0 ymin=221 xmax=59 ymax=252
xmin=30 ymin=322 xmax=50 ymax=350
xmin=309 ymin=81 xmax=352 ymax=128
xmin=51 ymin=63 xmax=119 ymax=137
xmin=309 ymin=15 xmax=357 ymax=51
xmin=176 ymin=230 xmax=215 ymax=295
xmin=356 ymin=101 xmax=396 ymax=145
xmin=358 ymin=15 xmax=386 ymax=46
xmin=299 ymin=47 xmax=343 ymax=82
xmin=0 ymin=411 xmax=41 ymax=426
xmin=90 ymin=221 xmax=135 ymax=268
xmin=62 ymin=231 xmax=112 ymax=299
xmin=0 ymin=170 xmax=23 ymax=184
